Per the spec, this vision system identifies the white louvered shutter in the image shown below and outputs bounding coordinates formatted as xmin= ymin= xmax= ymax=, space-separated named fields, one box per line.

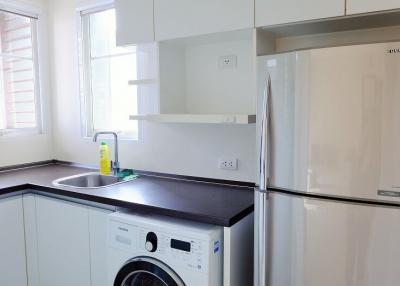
xmin=0 ymin=10 xmax=38 ymax=131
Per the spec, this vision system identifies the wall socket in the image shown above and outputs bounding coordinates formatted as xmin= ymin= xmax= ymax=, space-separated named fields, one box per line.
xmin=218 ymin=55 xmax=237 ymax=69
xmin=218 ymin=157 xmax=238 ymax=170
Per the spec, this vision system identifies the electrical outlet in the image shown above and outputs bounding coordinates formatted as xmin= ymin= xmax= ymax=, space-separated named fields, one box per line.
xmin=218 ymin=55 xmax=237 ymax=69
xmin=218 ymin=157 xmax=238 ymax=170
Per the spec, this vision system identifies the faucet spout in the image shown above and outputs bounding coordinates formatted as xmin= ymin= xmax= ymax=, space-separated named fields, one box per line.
xmin=93 ymin=131 xmax=120 ymax=175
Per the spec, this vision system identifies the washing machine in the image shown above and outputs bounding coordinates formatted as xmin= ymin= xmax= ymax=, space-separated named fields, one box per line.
xmin=107 ymin=211 xmax=223 ymax=286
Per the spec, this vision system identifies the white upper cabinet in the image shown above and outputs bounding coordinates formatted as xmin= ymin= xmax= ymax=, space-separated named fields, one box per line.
xmin=115 ymin=0 xmax=154 ymax=45
xmin=154 ymin=0 xmax=254 ymax=41
xmin=255 ymin=0 xmax=345 ymax=27
xmin=347 ymin=0 xmax=400 ymax=15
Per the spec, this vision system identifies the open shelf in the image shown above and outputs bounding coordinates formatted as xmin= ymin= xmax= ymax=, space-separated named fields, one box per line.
xmin=131 ymin=29 xmax=257 ymax=125
xmin=129 ymin=114 xmax=256 ymax=124
xmin=128 ymin=79 xmax=157 ymax=85
xmin=257 ymin=10 xmax=400 ymax=56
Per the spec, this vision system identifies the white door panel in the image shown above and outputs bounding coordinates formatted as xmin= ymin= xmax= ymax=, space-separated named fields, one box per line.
xmin=0 ymin=196 xmax=27 ymax=286
xmin=347 ymin=0 xmax=400 ymax=15
xmin=23 ymin=194 xmax=40 ymax=286
xmin=36 ymin=196 xmax=91 ymax=286
xmin=154 ymin=0 xmax=253 ymax=41
xmin=255 ymin=0 xmax=344 ymax=27
xmin=115 ymin=0 xmax=154 ymax=45
xmin=89 ymin=207 xmax=113 ymax=286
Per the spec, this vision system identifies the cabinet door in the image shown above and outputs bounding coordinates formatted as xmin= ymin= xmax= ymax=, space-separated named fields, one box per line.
xmin=115 ymin=0 xmax=154 ymax=46
xmin=89 ymin=207 xmax=113 ymax=286
xmin=154 ymin=0 xmax=254 ymax=41
xmin=255 ymin=0 xmax=344 ymax=27
xmin=347 ymin=0 xmax=400 ymax=15
xmin=0 ymin=196 xmax=27 ymax=286
xmin=23 ymin=194 xmax=40 ymax=286
xmin=35 ymin=196 xmax=91 ymax=286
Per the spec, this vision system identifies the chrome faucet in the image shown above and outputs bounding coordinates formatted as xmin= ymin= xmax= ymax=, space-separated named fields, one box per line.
xmin=93 ymin=131 xmax=120 ymax=176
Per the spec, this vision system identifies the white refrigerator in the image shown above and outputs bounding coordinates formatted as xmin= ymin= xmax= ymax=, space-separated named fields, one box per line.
xmin=255 ymin=42 xmax=400 ymax=286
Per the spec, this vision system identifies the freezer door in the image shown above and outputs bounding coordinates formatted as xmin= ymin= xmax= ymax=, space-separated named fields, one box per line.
xmin=265 ymin=192 xmax=400 ymax=286
xmin=257 ymin=42 xmax=400 ymax=202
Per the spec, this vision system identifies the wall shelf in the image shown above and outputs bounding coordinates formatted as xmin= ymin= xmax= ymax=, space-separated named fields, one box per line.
xmin=129 ymin=30 xmax=257 ymax=124
xmin=128 ymin=79 xmax=157 ymax=85
xmin=129 ymin=114 xmax=256 ymax=124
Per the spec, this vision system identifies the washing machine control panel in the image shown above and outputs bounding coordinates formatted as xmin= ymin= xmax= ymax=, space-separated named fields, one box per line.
xmin=139 ymin=230 xmax=210 ymax=272
xmin=109 ymin=218 xmax=222 ymax=275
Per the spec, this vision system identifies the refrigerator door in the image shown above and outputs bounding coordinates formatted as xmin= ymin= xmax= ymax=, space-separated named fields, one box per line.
xmin=265 ymin=192 xmax=400 ymax=286
xmin=258 ymin=41 xmax=400 ymax=202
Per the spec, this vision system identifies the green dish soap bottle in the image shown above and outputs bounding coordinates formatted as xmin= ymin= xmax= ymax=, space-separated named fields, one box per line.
xmin=99 ymin=141 xmax=110 ymax=175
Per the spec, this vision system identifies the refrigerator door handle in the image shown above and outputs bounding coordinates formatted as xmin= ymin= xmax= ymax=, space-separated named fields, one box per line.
xmin=255 ymin=72 xmax=272 ymax=286
xmin=259 ymin=73 xmax=272 ymax=191
xmin=254 ymin=189 xmax=269 ymax=286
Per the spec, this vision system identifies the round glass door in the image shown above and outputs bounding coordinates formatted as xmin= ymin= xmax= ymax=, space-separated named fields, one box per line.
xmin=114 ymin=257 xmax=185 ymax=286
xmin=122 ymin=271 xmax=167 ymax=286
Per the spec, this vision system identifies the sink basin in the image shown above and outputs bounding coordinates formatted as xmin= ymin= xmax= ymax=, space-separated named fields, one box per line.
xmin=53 ymin=172 xmax=129 ymax=189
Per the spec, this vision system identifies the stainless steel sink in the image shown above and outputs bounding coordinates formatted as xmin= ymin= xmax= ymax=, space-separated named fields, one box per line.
xmin=52 ymin=172 xmax=129 ymax=189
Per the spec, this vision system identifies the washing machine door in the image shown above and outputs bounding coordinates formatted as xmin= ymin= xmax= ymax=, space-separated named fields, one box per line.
xmin=114 ymin=257 xmax=186 ymax=286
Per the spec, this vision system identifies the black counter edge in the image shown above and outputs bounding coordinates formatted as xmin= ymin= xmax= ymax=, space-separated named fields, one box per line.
xmin=0 ymin=183 xmax=253 ymax=227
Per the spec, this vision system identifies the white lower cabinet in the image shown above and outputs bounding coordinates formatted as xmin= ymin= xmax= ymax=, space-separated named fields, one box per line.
xmin=0 ymin=195 xmax=27 ymax=286
xmin=89 ymin=206 xmax=113 ymax=286
xmin=33 ymin=195 xmax=112 ymax=286
xmin=23 ymin=194 xmax=40 ymax=286
xmin=35 ymin=196 xmax=91 ymax=286
xmin=0 ymin=193 xmax=112 ymax=286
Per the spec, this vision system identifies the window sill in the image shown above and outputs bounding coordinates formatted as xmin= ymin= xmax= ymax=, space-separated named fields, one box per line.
xmin=0 ymin=128 xmax=43 ymax=139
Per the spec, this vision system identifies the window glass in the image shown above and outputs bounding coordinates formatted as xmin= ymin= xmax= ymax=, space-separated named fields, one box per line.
xmin=81 ymin=8 xmax=141 ymax=139
xmin=0 ymin=10 xmax=39 ymax=132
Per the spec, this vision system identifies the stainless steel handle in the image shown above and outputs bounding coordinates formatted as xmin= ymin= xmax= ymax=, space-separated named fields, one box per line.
xmin=254 ymin=73 xmax=272 ymax=286
xmin=259 ymin=74 xmax=272 ymax=191
xmin=254 ymin=189 xmax=269 ymax=286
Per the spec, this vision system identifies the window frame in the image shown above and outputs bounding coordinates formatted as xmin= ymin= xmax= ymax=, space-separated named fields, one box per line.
xmin=0 ymin=6 xmax=43 ymax=137
xmin=77 ymin=4 xmax=142 ymax=141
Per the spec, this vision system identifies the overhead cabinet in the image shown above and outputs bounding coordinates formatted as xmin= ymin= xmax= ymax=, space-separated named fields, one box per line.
xmin=154 ymin=0 xmax=254 ymax=41
xmin=255 ymin=0 xmax=345 ymax=26
xmin=115 ymin=0 xmax=154 ymax=45
xmin=115 ymin=0 xmax=254 ymax=44
xmin=347 ymin=0 xmax=400 ymax=15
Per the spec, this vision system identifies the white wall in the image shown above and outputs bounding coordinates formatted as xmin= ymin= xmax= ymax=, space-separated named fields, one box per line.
xmin=0 ymin=0 xmax=53 ymax=167
xmin=185 ymin=39 xmax=255 ymax=114
xmin=47 ymin=0 xmax=256 ymax=182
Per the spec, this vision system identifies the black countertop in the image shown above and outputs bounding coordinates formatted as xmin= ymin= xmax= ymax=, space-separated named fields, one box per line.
xmin=0 ymin=163 xmax=254 ymax=226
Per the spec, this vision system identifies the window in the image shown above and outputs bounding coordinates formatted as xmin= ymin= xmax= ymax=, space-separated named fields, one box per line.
xmin=80 ymin=7 xmax=156 ymax=140
xmin=0 ymin=9 xmax=40 ymax=135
